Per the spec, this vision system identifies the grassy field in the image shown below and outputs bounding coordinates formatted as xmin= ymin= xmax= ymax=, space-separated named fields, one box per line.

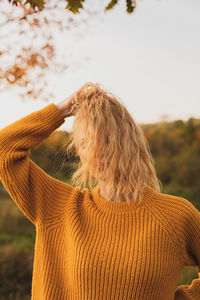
xmin=0 ymin=192 xmax=198 ymax=299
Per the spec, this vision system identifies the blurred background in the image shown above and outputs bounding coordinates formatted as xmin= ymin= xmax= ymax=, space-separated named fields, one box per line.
xmin=0 ymin=0 xmax=200 ymax=299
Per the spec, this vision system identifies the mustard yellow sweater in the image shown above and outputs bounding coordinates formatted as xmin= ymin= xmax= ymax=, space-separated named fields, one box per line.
xmin=0 ymin=103 xmax=200 ymax=300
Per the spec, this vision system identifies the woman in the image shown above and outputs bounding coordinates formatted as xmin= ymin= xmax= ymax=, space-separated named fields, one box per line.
xmin=0 ymin=82 xmax=199 ymax=300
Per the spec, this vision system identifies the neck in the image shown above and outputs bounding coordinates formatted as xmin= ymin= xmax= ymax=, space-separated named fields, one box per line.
xmin=98 ymin=180 xmax=132 ymax=202
xmin=98 ymin=180 xmax=109 ymax=200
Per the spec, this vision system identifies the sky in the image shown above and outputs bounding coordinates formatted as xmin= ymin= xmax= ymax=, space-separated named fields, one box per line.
xmin=0 ymin=0 xmax=200 ymax=132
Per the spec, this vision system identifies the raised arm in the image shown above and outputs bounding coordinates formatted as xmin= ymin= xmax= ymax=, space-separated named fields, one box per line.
xmin=0 ymin=103 xmax=78 ymax=226
xmin=0 ymin=82 xmax=95 ymax=226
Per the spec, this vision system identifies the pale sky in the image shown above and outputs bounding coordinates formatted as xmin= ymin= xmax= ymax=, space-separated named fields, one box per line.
xmin=0 ymin=0 xmax=200 ymax=132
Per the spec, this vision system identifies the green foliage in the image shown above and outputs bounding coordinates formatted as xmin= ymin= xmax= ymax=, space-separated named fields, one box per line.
xmin=29 ymin=130 xmax=79 ymax=181
xmin=0 ymin=195 xmax=35 ymax=298
xmin=105 ymin=0 xmax=119 ymax=11
xmin=141 ymin=117 xmax=200 ymax=210
xmin=65 ymin=0 xmax=84 ymax=14
xmin=7 ymin=0 xmax=137 ymax=14
xmin=126 ymin=0 xmax=136 ymax=14
xmin=177 ymin=266 xmax=199 ymax=286
xmin=0 ymin=243 xmax=33 ymax=299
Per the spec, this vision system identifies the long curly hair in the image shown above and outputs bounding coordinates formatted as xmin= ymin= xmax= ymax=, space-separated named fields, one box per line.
xmin=66 ymin=82 xmax=162 ymax=203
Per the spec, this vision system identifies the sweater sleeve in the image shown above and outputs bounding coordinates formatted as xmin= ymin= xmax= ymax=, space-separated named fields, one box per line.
xmin=0 ymin=103 xmax=77 ymax=227
xmin=174 ymin=199 xmax=200 ymax=300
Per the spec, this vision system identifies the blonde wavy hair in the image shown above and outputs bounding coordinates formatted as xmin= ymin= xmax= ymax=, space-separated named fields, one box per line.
xmin=66 ymin=82 xmax=161 ymax=203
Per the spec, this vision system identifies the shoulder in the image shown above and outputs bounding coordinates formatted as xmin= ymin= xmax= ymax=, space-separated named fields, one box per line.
xmin=148 ymin=189 xmax=200 ymax=236
xmin=150 ymin=189 xmax=199 ymax=216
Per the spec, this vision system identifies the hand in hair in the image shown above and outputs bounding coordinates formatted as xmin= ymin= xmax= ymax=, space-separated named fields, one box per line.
xmin=56 ymin=82 xmax=94 ymax=118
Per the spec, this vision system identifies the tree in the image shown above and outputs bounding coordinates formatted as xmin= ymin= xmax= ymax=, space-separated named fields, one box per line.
xmin=0 ymin=0 xmax=101 ymax=101
xmin=0 ymin=0 xmax=137 ymax=101
xmin=8 ymin=0 xmax=137 ymax=14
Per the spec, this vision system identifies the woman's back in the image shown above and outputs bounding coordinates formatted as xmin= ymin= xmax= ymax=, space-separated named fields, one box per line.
xmin=0 ymin=103 xmax=200 ymax=299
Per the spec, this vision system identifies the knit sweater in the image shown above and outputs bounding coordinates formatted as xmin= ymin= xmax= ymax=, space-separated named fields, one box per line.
xmin=0 ymin=103 xmax=200 ymax=300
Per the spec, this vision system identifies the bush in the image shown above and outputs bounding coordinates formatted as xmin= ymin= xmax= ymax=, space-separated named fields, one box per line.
xmin=0 ymin=243 xmax=33 ymax=299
